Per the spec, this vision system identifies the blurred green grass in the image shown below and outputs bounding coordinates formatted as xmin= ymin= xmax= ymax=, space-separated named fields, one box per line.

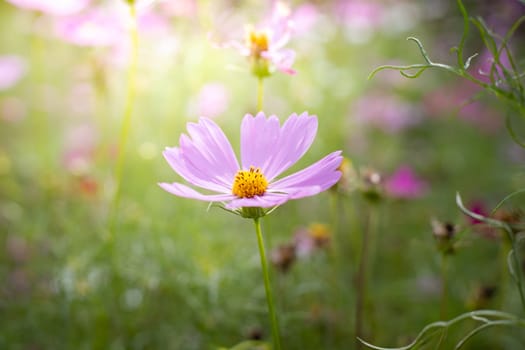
xmin=1 ymin=1 xmax=525 ymax=349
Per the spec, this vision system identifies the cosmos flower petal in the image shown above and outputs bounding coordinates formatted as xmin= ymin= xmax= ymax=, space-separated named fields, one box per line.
xmin=271 ymin=151 xmax=342 ymax=191
xmin=262 ymin=49 xmax=296 ymax=75
xmin=159 ymin=182 xmax=235 ymax=202
xmin=225 ymin=192 xmax=290 ymax=209
xmin=186 ymin=118 xmax=239 ymax=175
xmin=171 ymin=118 xmax=239 ymax=189
xmin=264 ymin=112 xmax=318 ymax=180
xmin=274 ymin=186 xmax=322 ymax=199
xmin=240 ymin=112 xmax=281 ymax=170
xmin=163 ymin=147 xmax=232 ymax=193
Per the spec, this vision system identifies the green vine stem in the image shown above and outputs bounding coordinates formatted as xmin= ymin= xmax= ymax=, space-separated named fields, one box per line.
xmin=359 ymin=310 xmax=525 ymax=350
xmin=456 ymin=193 xmax=525 ymax=314
xmin=368 ymin=0 xmax=525 ymax=125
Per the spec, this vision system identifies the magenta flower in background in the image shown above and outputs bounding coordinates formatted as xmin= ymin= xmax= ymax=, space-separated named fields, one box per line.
xmin=159 ymin=112 xmax=342 ymax=212
xmin=466 ymin=200 xmax=488 ymax=225
xmin=384 ymin=165 xmax=428 ymax=199
xmin=6 ymin=0 xmax=89 ymax=16
xmin=0 ymin=55 xmax=27 ymax=91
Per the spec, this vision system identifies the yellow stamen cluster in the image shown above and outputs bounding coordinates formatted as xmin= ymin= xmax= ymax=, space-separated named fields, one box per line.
xmin=232 ymin=166 xmax=268 ymax=198
xmin=247 ymin=29 xmax=269 ymax=58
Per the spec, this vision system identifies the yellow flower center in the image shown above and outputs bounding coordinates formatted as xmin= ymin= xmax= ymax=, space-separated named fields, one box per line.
xmin=232 ymin=166 xmax=268 ymax=198
xmin=247 ymin=28 xmax=269 ymax=58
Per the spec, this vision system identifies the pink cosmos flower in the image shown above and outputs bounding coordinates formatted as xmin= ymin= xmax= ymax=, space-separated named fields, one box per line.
xmin=5 ymin=0 xmax=89 ymax=16
xmin=384 ymin=165 xmax=428 ymax=199
xmin=0 ymin=55 xmax=27 ymax=91
xmin=212 ymin=4 xmax=296 ymax=76
xmin=159 ymin=112 xmax=342 ymax=211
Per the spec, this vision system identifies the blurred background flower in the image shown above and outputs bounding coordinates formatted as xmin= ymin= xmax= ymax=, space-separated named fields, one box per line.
xmin=5 ymin=0 xmax=89 ymax=16
xmin=0 ymin=55 xmax=27 ymax=91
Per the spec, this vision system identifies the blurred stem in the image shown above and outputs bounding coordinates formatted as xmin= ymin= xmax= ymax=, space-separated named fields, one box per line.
xmin=509 ymin=234 xmax=525 ymax=313
xmin=499 ymin=235 xmax=511 ymax=310
xmin=355 ymin=205 xmax=377 ymax=349
xmin=440 ymin=254 xmax=449 ymax=320
xmin=30 ymin=14 xmax=52 ymax=172
xmin=107 ymin=2 xmax=139 ymax=241
xmin=253 ymin=217 xmax=281 ymax=350
xmin=257 ymin=77 xmax=264 ymax=112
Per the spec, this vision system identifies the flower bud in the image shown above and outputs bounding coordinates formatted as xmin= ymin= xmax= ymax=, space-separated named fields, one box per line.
xmin=431 ymin=218 xmax=457 ymax=255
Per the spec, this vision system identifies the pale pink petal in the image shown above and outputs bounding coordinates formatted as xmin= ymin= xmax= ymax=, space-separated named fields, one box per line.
xmin=163 ymin=147 xmax=231 ymax=193
xmin=240 ymin=112 xmax=281 ymax=170
xmin=179 ymin=118 xmax=239 ymax=187
xmin=225 ymin=192 xmax=290 ymax=209
xmin=263 ymin=112 xmax=318 ymax=180
xmin=263 ymin=49 xmax=296 ymax=74
xmin=271 ymin=151 xmax=342 ymax=191
xmin=159 ymin=182 xmax=235 ymax=202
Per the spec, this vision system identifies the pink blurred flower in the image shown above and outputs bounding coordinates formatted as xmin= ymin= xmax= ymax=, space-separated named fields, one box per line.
xmin=384 ymin=165 xmax=428 ymax=199
xmin=6 ymin=0 xmax=89 ymax=16
xmin=0 ymin=55 xmax=27 ymax=91
xmin=467 ymin=200 xmax=489 ymax=225
xmin=352 ymin=93 xmax=421 ymax=133
xmin=190 ymin=83 xmax=230 ymax=118
xmin=294 ymin=223 xmax=330 ymax=257
xmin=159 ymin=0 xmax=197 ymax=18
xmin=159 ymin=112 xmax=342 ymax=212
xmin=54 ymin=1 xmax=170 ymax=47
xmin=212 ymin=3 xmax=296 ymax=76
xmin=473 ymin=49 xmax=513 ymax=84
xmin=335 ymin=0 xmax=384 ymax=43
xmin=62 ymin=124 xmax=98 ymax=175
xmin=0 ymin=97 xmax=27 ymax=123
xmin=54 ymin=9 xmax=124 ymax=47
xmin=289 ymin=3 xmax=319 ymax=36
xmin=423 ymin=82 xmax=502 ymax=132
xmin=335 ymin=0 xmax=383 ymax=28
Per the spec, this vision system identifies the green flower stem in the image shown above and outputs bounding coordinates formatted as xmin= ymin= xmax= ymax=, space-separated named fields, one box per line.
xmin=107 ymin=2 xmax=139 ymax=241
xmin=257 ymin=77 xmax=264 ymax=112
xmin=253 ymin=217 xmax=281 ymax=350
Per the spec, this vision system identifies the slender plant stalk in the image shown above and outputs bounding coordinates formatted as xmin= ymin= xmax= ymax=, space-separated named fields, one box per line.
xmin=257 ymin=77 xmax=264 ymax=112
xmin=253 ymin=218 xmax=281 ymax=350
xmin=107 ymin=2 xmax=139 ymax=240
xmin=355 ymin=206 xmax=376 ymax=349
xmin=440 ymin=254 xmax=449 ymax=320
xmin=498 ymin=236 xmax=511 ymax=310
